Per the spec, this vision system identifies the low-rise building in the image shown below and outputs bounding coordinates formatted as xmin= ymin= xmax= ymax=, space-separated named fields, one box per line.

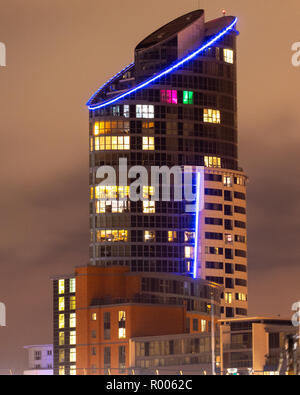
xmin=23 ymin=344 xmax=53 ymax=375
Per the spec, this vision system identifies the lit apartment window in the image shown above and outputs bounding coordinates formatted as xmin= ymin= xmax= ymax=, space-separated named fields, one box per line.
xmin=143 ymin=201 xmax=155 ymax=213
xmin=224 ymin=48 xmax=234 ymax=64
xmin=90 ymin=137 xmax=93 ymax=152
xmin=70 ymin=313 xmax=76 ymax=328
xmin=124 ymin=105 xmax=130 ymax=118
xmin=185 ymin=246 xmax=194 ymax=259
xmin=225 ymin=292 xmax=232 ymax=304
xmin=96 ymin=200 xmax=129 ymax=214
xmin=223 ymin=176 xmax=232 ymax=187
xmin=144 ymin=230 xmax=155 ymax=242
xmin=70 ymin=366 xmax=76 ymax=376
xmin=70 ymin=296 xmax=76 ymax=310
xmin=58 ymin=279 xmax=65 ymax=295
xmin=118 ymin=311 xmax=126 ymax=339
xmin=203 ymin=109 xmax=221 ymax=124
xmin=59 ymin=314 xmax=64 ymax=329
xmin=136 ymin=105 xmax=154 ymax=119
xmin=160 ymin=90 xmax=178 ymax=104
xmin=95 ymin=185 xmax=129 ymax=200
xmin=58 ymin=297 xmax=65 ymax=311
xmin=90 ymin=187 xmax=94 ymax=200
xmin=168 ymin=231 xmax=177 ymax=242
xmin=70 ymin=348 xmax=76 ymax=363
xmin=225 ymin=234 xmax=233 ymax=244
xmin=94 ymin=136 xmax=130 ymax=150
xmin=92 ymin=313 xmax=97 ymax=321
xmin=70 ymin=331 xmax=76 ymax=345
xmin=59 ymin=332 xmax=65 ymax=346
xmin=96 ymin=230 xmax=128 ymax=242
xmin=201 ymin=320 xmax=207 ymax=332
xmin=59 ymin=366 xmax=65 ymax=376
xmin=69 ymin=278 xmax=76 ymax=293
xmin=183 ymin=90 xmax=194 ymax=104
xmin=94 ymin=122 xmax=100 ymax=136
xmin=236 ymin=293 xmax=247 ymax=301
xmin=59 ymin=349 xmax=65 ymax=363
xmin=142 ymin=136 xmax=155 ymax=150
xmin=142 ymin=121 xmax=154 ymax=131
xmin=204 ymin=156 xmax=221 ymax=168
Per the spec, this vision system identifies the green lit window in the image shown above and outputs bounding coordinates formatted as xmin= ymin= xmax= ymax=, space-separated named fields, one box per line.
xmin=183 ymin=91 xmax=194 ymax=105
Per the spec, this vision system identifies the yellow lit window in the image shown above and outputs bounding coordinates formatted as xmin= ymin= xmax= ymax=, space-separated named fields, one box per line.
xmin=237 ymin=293 xmax=247 ymax=301
xmin=96 ymin=200 xmax=129 ymax=214
xmin=59 ymin=366 xmax=65 ymax=376
xmin=204 ymin=156 xmax=221 ymax=168
xmin=70 ymin=278 xmax=76 ymax=293
xmin=203 ymin=109 xmax=221 ymax=124
xmin=185 ymin=246 xmax=194 ymax=258
xmin=119 ymin=328 xmax=126 ymax=339
xmin=58 ymin=297 xmax=65 ymax=312
xmin=70 ymin=366 xmax=76 ymax=375
xmin=143 ymin=201 xmax=155 ymax=213
xmin=70 ymin=313 xmax=76 ymax=328
xmin=70 ymin=331 xmax=76 ymax=345
xmin=59 ymin=349 xmax=65 ymax=363
xmin=92 ymin=313 xmax=97 ymax=321
xmin=118 ymin=311 xmax=126 ymax=339
xmin=225 ymin=292 xmax=232 ymax=304
xmin=59 ymin=331 xmax=65 ymax=346
xmin=224 ymin=48 xmax=234 ymax=64
xmin=223 ymin=176 xmax=232 ymax=187
xmin=59 ymin=314 xmax=64 ymax=329
xmin=58 ymin=279 xmax=65 ymax=295
xmin=201 ymin=320 xmax=207 ymax=332
xmin=95 ymin=185 xmax=129 ymax=200
xmin=94 ymin=136 xmax=130 ymax=151
xmin=142 ymin=136 xmax=155 ymax=150
xmin=70 ymin=296 xmax=76 ymax=310
xmin=143 ymin=186 xmax=155 ymax=199
xmin=144 ymin=231 xmax=155 ymax=242
xmin=70 ymin=348 xmax=76 ymax=363
xmin=90 ymin=187 xmax=94 ymax=200
xmin=90 ymin=137 xmax=93 ymax=152
xmin=168 ymin=231 xmax=177 ymax=242
xmin=96 ymin=230 xmax=128 ymax=242
xmin=142 ymin=121 xmax=154 ymax=130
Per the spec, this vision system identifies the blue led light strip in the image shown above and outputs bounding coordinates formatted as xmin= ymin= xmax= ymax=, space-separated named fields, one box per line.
xmin=87 ymin=17 xmax=237 ymax=110
xmin=193 ymin=172 xmax=201 ymax=279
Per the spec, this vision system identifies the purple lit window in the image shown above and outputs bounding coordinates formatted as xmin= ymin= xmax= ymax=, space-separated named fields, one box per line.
xmin=160 ymin=90 xmax=178 ymax=104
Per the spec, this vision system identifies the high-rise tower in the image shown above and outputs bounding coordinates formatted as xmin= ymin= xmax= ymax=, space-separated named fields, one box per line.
xmin=87 ymin=10 xmax=247 ymax=318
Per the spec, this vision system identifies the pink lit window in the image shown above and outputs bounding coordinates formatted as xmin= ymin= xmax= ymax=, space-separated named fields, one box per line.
xmin=160 ymin=90 xmax=178 ymax=104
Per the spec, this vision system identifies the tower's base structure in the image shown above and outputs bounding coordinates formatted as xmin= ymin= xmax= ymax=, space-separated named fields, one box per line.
xmin=52 ymin=10 xmax=248 ymax=375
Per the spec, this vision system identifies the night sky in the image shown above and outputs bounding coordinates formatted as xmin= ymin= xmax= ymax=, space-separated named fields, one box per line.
xmin=0 ymin=0 xmax=299 ymax=373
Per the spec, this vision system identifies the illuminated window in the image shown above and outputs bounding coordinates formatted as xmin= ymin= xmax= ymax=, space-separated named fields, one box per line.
xmin=90 ymin=187 xmax=94 ymax=200
xmin=58 ymin=279 xmax=65 ymax=295
xmin=142 ymin=121 xmax=154 ymax=131
xmin=96 ymin=200 xmax=129 ymax=214
xmin=143 ymin=186 xmax=155 ymax=199
xmin=96 ymin=230 xmax=128 ymax=242
xmin=90 ymin=138 xmax=93 ymax=152
xmin=142 ymin=136 xmax=155 ymax=150
xmin=70 ymin=296 xmax=76 ymax=310
xmin=124 ymin=105 xmax=130 ymax=118
xmin=70 ymin=366 xmax=76 ymax=376
xmin=223 ymin=176 xmax=232 ymax=187
xmin=94 ymin=136 xmax=130 ymax=150
xmin=201 ymin=320 xmax=207 ymax=332
xmin=92 ymin=313 xmax=97 ymax=321
xmin=94 ymin=122 xmax=100 ymax=136
xmin=225 ymin=292 xmax=232 ymax=304
xmin=160 ymin=90 xmax=178 ymax=104
xmin=70 ymin=278 xmax=76 ymax=293
xmin=59 ymin=349 xmax=65 ymax=363
xmin=185 ymin=246 xmax=194 ymax=259
xmin=59 ymin=331 xmax=65 ymax=346
xmin=204 ymin=156 xmax=221 ymax=168
xmin=95 ymin=185 xmax=129 ymax=200
xmin=168 ymin=231 xmax=177 ymax=242
xmin=70 ymin=348 xmax=76 ymax=363
xmin=70 ymin=313 xmax=76 ymax=328
xmin=203 ymin=109 xmax=221 ymax=124
xmin=118 ymin=311 xmax=126 ymax=339
xmin=225 ymin=234 xmax=233 ymax=244
xmin=58 ymin=297 xmax=65 ymax=312
xmin=144 ymin=231 xmax=155 ymax=242
xmin=224 ymin=48 xmax=234 ymax=64
xmin=184 ymin=232 xmax=195 ymax=243
xmin=136 ymin=105 xmax=154 ymax=118
xmin=183 ymin=91 xmax=194 ymax=105
xmin=70 ymin=331 xmax=76 ymax=345
xmin=143 ymin=201 xmax=155 ymax=213
xmin=236 ymin=293 xmax=247 ymax=301
xmin=59 ymin=366 xmax=65 ymax=376
xmin=59 ymin=314 xmax=64 ymax=329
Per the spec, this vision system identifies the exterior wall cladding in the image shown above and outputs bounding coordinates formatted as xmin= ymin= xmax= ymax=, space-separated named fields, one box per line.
xmin=88 ymin=10 xmax=248 ymax=319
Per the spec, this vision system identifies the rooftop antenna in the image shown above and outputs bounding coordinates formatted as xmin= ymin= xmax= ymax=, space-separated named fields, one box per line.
xmin=222 ymin=9 xmax=227 ymax=16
